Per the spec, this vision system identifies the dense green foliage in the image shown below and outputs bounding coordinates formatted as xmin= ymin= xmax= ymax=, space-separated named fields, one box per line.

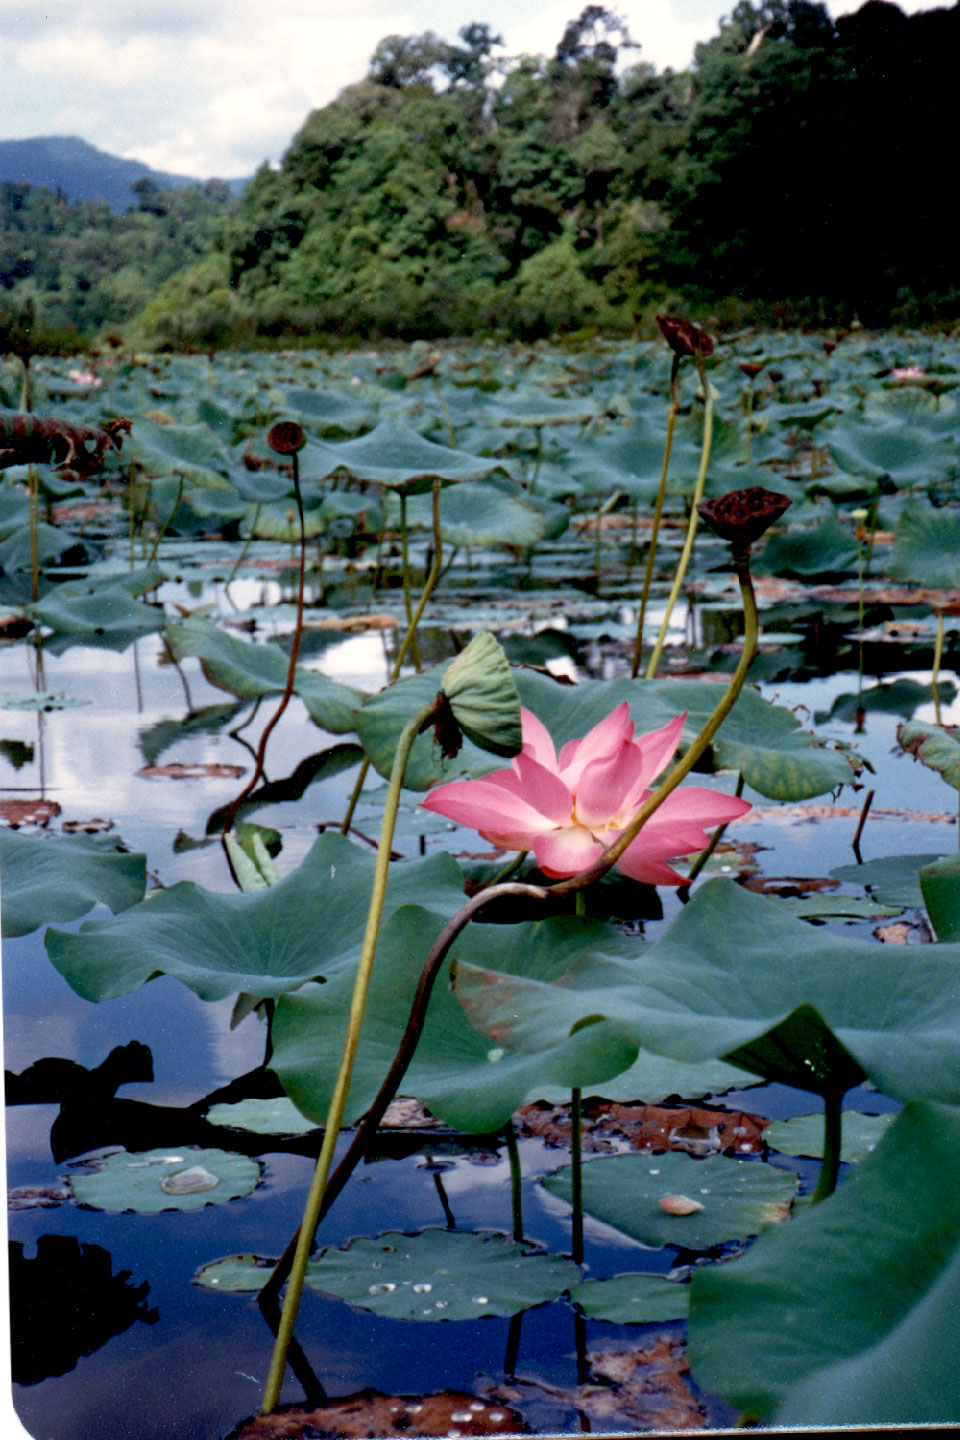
xmin=4 ymin=0 xmax=960 ymax=348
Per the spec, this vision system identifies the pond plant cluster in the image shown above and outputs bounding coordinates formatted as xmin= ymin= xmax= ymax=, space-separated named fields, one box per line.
xmin=4 ymin=325 xmax=960 ymax=1436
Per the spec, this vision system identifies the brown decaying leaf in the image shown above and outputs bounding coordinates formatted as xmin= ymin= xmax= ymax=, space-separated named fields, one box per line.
xmin=743 ymin=875 xmax=839 ymax=897
xmin=491 ymin=1337 xmax=707 ymax=1432
xmin=229 ymin=1388 xmax=526 ymax=1439
xmin=0 ymin=412 xmax=129 ymax=476
xmin=744 ymin=804 xmax=954 ymax=825
xmin=0 ymin=614 xmax=34 ymax=640
xmin=516 ymin=1100 xmax=768 ymax=1157
xmin=62 ymin=817 xmax=114 ymax=834
xmin=137 ymin=762 xmax=246 ymax=780
xmin=303 ymin=613 xmax=397 ymax=632
xmin=656 ymin=314 xmax=714 ymax=360
xmin=874 ymin=922 xmax=914 ymax=944
xmin=0 ymin=798 xmax=61 ymax=828
xmin=7 ymin=1183 xmax=72 ymax=1211
xmin=379 ymin=1097 xmax=446 ymax=1131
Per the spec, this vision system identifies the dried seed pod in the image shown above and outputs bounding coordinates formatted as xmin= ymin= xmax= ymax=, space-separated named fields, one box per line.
xmin=697 ymin=485 xmax=792 ymax=551
xmin=267 ymin=419 xmax=305 ymax=455
xmin=658 ymin=1194 xmax=705 ymax=1216
xmin=656 ymin=314 xmax=714 ymax=359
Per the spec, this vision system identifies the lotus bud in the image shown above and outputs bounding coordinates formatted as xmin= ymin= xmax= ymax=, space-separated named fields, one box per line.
xmin=658 ymin=1194 xmax=705 ymax=1216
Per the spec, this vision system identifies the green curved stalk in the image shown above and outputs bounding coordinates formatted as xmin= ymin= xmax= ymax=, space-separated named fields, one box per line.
xmin=147 ymin=475 xmax=183 ymax=567
xmin=261 ymin=692 xmax=437 ymax=1415
xmin=645 ymin=361 xmax=715 ymax=679
xmin=632 ymin=356 xmax=681 ymax=677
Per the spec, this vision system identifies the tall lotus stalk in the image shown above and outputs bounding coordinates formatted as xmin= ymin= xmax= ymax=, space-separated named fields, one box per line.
xmin=644 ymin=317 xmax=716 ymax=680
xmin=220 ymin=421 xmax=307 ymax=873
xmin=632 ymin=317 xmax=715 ymax=679
xmin=339 ymin=480 xmax=444 ymax=837
xmin=261 ymin=634 xmax=523 ymax=1413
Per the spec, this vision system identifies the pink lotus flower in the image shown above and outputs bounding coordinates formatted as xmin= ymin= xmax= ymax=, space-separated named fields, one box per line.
xmin=421 ymin=703 xmax=751 ymax=885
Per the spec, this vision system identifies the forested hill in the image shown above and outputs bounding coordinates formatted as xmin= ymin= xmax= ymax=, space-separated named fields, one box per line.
xmin=0 ymin=137 xmax=203 ymax=212
xmin=4 ymin=0 xmax=960 ymax=349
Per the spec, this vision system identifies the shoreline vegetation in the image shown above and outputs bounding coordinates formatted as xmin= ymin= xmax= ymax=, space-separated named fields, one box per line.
xmin=3 ymin=0 xmax=960 ymax=355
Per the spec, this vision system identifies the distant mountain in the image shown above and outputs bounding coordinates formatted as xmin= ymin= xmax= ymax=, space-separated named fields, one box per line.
xmin=0 ymin=136 xmax=247 ymax=212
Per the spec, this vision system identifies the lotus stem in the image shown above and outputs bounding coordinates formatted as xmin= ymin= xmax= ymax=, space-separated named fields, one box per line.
xmin=339 ymin=482 xmax=444 ymax=836
xmin=811 ymin=1090 xmax=844 ymax=1204
xmin=645 ymin=357 xmax=714 ymax=678
xmin=397 ymin=491 xmax=421 ymax=670
xmin=504 ymin=1119 xmax=524 ymax=1242
xmin=147 ymin=475 xmax=183 ymax=567
xmin=221 ymin=452 xmax=305 ymax=868
xmin=261 ymin=692 xmax=438 ymax=1414
xmin=632 ymin=356 xmax=680 ymax=677
xmin=570 ymin=1087 xmax=584 ymax=1265
xmin=932 ymin=608 xmax=945 ymax=728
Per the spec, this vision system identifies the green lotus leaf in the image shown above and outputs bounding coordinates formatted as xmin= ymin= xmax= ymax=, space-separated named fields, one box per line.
xmin=45 ymin=833 xmax=465 ymax=1003
xmin=831 ymin=852 xmax=945 ymax=910
xmin=815 ymin=678 xmax=954 ymax=726
xmin=126 ymin=416 xmax=231 ymax=486
xmin=204 ymin=1097 xmax=317 ymax=1135
xmin=898 ymin=719 xmax=960 ymax=789
xmin=0 ymin=690 xmax=90 ymax=711
xmin=193 ymin=1254 xmax=275 ymax=1291
xmin=358 ymin=667 xmax=509 ymax=790
xmin=544 ymin=1150 xmax=797 ymax=1250
xmin=165 ymin=615 xmax=363 ymax=734
xmin=688 ymin=1101 xmax=960 ymax=1425
xmin=764 ymin=1111 xmax=895 ymax=1163
xmin=0 ymin=521 xmax=99 ymax=572
xmin=304 ymin=1228 xmax=580 ymax=1320
xmin=0 ymin=828 xmax=146 ymax=937
xmin=535 ymin=1053 xmax=752 ymax=1106
xmin=30 ymin=587 xmax=166 ymax=639
xmin=569 ymin=1274 xmax=690 ymax=1324
xmin=752 ymin=514 xmax=858 ymax=578
xmin=828 ymin=420 xmax=956 ymax=486
xmin=300 ymin=414 xmax=507 ymax=492
xmin=270 ymin=908 xmax=638 ymax=1134
xmin=278 ymin=386 xmax=373 ymax=436
xmin=918 ymin=853 xmax=960 ymax=941
xmin=69 ymin=1146 xmax=261 ymax=1213
xmin=442 ymin=632 xmax=522 ymax=758
xmin=453 ymin=877 xmax=960 ymax=1106
xmin=397 ymin=479 xmax=563 ymax=547
xmin=56 ymin=562 xmax=167 ymax=598
xmin=885 ymin=498 xmax=960 ymax=588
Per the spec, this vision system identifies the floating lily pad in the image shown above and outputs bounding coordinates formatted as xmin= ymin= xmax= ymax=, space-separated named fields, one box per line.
xmin=544 ymin=1151 xmax=796 ymax=1250
xmin=831 ymin=852 xmax=945 ymax=910
xmin=193 ymin=1254 xmax=275 ymax=1291
xmin=303 ymin=1228 xmax=579 ymax=1320
xmin=0 ymin=828 xmax=146 ymax=937
xmin=764 ymin=1111 xmax=895 ymax=1163
xmin=204 ymin=1097 xmax=317 ymax=1135
xmin=0 ymin=691 xmax=91 ymax=711
xmin=69 ymin=1147 xmax=260 ymax=1213
xmin=570 ymin=1274 xmax=690 ymax=1324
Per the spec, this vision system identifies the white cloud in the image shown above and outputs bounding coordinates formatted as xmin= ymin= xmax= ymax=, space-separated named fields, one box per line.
xmin=0 ymin=0 xmax=950 ymax=178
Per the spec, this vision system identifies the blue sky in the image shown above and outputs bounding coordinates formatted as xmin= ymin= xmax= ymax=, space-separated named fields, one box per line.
xmin=0 ymin=0 xmax=941 ymax=179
